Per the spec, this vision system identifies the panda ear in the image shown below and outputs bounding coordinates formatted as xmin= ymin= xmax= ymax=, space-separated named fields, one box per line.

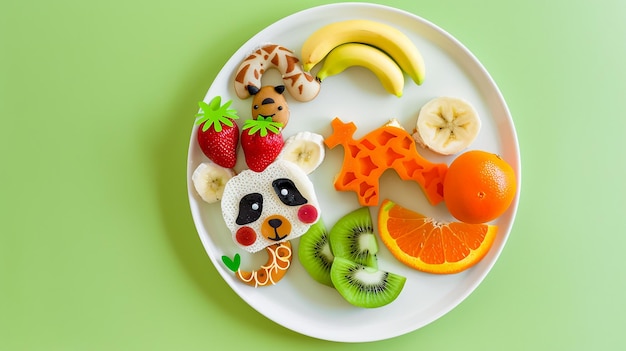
xmin=274 ymin=85 xmax=285 ymax=94
xmin=247 ymin=85 xmax=260 ymax=96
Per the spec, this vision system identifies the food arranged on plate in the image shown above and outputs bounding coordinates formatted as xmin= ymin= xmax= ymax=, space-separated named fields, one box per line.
xmin=240 ymin=116 xmax=285 ymax=172
xmin=324 ymin=117 xmax=447 ymax=207
xmin=191 ymin=161 xmax=235 ymax=204
xmin=234 ymin=43 xmax=320 ymax=102
xmin=279 ymin=131 xmax=325 ymax=175
xmin=220 ymin=146 xmax=324 ymax=286
xmin=249 ymin=85 xmax=291 ymax=127
xmin=412 ymin=97 xmax=482 ymax=156
xmin=299 ymin=207 xmax=406 ymax=308
xmin=443 ymin=150 xmax=517 ymax=224
xmin=377 ymin=199 xmax=498 ymax=274
xmin=222 ymin=242 xmax=292 ymax=288
xmin=195 ymin=97 xmax=240 ymax=170
xmin=314 ymin=42 xmax=405 ymax=97
xmin=190 ymin=18 xmax=517 ymax=308
xmin=301 ymin=19 xmax=425 ymax=85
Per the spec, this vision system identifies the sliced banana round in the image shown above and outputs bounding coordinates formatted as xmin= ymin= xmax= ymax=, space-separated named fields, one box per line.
xmin=413 ymin=97 xmax=481 ymax=155
xmin=279 ymin=131 xmax=325 ymax=174
xmin=191 ymin=162 xmax=236 ymax=203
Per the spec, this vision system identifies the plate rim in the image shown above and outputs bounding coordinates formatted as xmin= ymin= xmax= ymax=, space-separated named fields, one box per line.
xmin=186 ymin=1 xmax=521 ymax=342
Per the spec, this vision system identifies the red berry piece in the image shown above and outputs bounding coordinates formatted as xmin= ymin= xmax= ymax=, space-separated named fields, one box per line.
xmin=195 ymin=96 xmax=240 ymax=169
xmin=240 ymin=116 xmax=284 ymax=172
xmin=236 ymin=226 xmax=256 ymax=247
xmin=297 ymin=204 xmax=318 ymax=224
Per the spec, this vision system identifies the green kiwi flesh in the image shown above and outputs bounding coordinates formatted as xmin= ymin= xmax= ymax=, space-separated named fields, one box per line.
xmin=330 ymin=257 xmax=406 ymax=308
xmin=298 ymin=220 xmax=334 ymax=287
xmin=329 ymin=207 xmax=378 ymax=268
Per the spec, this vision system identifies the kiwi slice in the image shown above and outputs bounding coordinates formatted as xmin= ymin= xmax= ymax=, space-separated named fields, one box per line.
xmin=330 ymin=257 xmax=406 ymax=308
xmin=298 ymin=220 xmax=334 ymax=287
xmin=329 ymin=207 xmax=378 ymax=268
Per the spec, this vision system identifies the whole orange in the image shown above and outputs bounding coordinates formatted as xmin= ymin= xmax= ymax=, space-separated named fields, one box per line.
xmin=443 ymin=150 xmax=516 ymax=224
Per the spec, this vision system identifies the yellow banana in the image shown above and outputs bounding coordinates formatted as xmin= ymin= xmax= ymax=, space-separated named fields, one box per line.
xmin=301 ymin=19 xmax=425 ymax=85
xmin=315 ymin=43 xmax=404 ymax=97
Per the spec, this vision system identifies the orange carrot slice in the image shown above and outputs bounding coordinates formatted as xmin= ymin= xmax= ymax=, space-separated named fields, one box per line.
xmin=325 ymin=117 xmax=447 ymax=206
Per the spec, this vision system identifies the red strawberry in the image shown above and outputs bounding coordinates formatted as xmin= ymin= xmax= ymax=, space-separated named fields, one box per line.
xmin=241 ymin=116 xmax=284 ymax=172
xmin=195 ymin=97 xmax=240 ymax=169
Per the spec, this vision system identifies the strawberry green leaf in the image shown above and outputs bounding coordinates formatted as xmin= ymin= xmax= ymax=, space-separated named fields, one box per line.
xmin=208 ymin=95 xmax=221 ymax=110
xmin=195 ymin=96 xmax=239 ymax=132
xmin=265 ymin=123 xmax=280 ymax=135
xmin=242 ymin=116 xmax=283 ymax=137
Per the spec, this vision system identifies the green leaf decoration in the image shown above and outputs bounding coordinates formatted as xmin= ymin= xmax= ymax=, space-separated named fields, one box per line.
xmin=209 ymin=95 xmax=221 ymax=109
xmin=221 ymin=253 xmax=241 ymax=272
xmin=195 ymin=96 xmax=239 ymax=132
xmin=242 ymin=116 xmax=283 ymax=137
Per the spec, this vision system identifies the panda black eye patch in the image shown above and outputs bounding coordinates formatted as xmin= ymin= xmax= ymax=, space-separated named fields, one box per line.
xmin=236 ymin=193 xmax=263 ymax=225
xmin=272 ymin=178 xmax=307 ymax=206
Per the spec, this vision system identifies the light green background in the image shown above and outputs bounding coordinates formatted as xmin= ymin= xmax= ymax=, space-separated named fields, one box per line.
xmin=2 ymin=0 xmax=625 ymax=350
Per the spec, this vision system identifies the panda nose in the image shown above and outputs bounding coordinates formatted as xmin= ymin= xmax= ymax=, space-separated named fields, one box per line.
xmin=262 ymin=215 xmax=291 ymax=242
xmin=262 ymin=98 xmax=275 ymax=105
xmin=268 ymin=218 xmax=282 ymax=228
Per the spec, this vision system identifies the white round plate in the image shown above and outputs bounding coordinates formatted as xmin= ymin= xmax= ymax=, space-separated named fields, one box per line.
xmin=187 ymin=2 xmax=520 ymax=343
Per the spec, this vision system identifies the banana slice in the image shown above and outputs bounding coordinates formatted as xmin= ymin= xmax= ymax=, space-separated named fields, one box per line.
xmin=412 ymin=97 xmax=481 ymax=155
xmin=279 ymin=131 xmax=325 ymax=174
xmin=191 ymin=162 xmax=236 ymax=203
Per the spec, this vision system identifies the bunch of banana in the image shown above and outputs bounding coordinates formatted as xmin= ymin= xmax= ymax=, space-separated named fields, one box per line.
xmin=301 ymin=19 xmax=426 ymax=97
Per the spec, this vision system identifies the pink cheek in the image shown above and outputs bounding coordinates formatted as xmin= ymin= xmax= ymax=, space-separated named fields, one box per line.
xmin=236 ymin=227 xmax=257 ymax=247
xmin=298 ymin=204 xmax=318 ymax=224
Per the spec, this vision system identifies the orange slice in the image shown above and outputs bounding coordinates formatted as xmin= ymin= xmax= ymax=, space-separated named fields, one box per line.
xmin=377 ymin=199 xmax=498 ymax=274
